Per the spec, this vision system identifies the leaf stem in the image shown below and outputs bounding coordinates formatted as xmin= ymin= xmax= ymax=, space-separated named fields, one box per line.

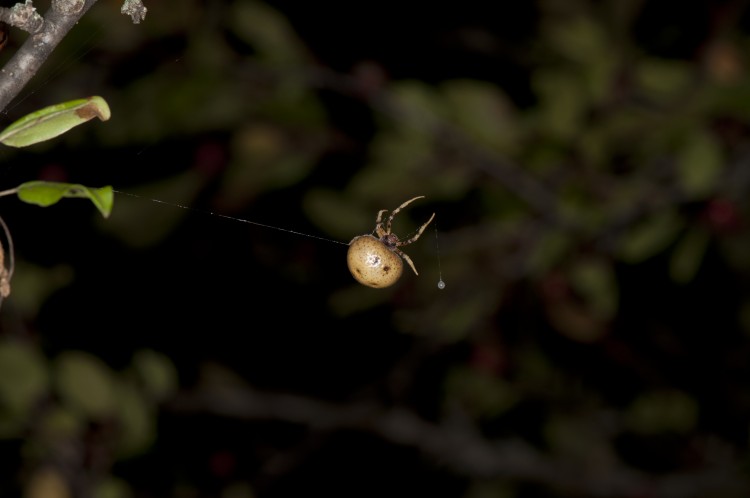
xmin=0 ymin=213 xmax=13 ymax=304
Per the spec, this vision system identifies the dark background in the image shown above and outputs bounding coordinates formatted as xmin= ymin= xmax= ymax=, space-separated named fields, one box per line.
xmin=2 ymin=0 xmax=750 ymax=497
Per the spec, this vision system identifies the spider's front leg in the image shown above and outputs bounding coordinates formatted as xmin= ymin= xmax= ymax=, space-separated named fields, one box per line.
xmin=387 ymin=196 xmax=425 ymax=234
xmin=375 ymin=209 xmax=389 ymax=236
xmin=400 ymin=212 xmax=436 ymax=246
xmin=376 ymin=209 xmax=389 ymax=225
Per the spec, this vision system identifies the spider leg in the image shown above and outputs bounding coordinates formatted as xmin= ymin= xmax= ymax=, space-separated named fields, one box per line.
xmin=387 ymin=196 xmax=425 ymax=234
xmin=375 ymin=209 xmax=389 ymax=237
xmin=397 ymin=212 xmax=435 ymax=246
xmin=394 ymin=248 xmax=419 ymax=275
xmin=376 ymin=209 xmax=389 ymax=225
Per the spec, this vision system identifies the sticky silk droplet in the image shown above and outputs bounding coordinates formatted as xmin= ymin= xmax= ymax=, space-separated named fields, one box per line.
xmin=434 ymin=225 xmax=444 ymax=290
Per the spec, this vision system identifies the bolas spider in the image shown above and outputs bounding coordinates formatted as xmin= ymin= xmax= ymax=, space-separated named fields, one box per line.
xmin=347 ymin=196 xmax=435 ymax=288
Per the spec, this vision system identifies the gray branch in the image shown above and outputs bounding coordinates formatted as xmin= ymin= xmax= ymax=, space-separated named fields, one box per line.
xmin=170 ymin=385 xmax=749 ymax=498
xmin=0 ymin=0 xmax=98 ymax=114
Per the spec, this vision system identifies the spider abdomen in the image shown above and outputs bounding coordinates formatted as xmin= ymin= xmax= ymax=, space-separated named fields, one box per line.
xmin=347 ymin=235 xmax=404 ymax=288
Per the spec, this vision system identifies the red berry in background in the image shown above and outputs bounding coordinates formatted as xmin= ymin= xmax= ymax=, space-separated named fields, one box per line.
xmin=540 ymin=271 xmax=570 ymax=301
xmin=38 ymin=163 xmax=68 ymax=182
xmin=704 ymin=198 xmax=741 ymax=234
xmin=469 ymin=343 xmax=507 ymax=376
xmin=193 ymin=140 xmax=227 ymax=177
xmin=209 ymin=450 xmax=236 ymax=479
xmin=351 ymin=60 xmax=388 ymax=98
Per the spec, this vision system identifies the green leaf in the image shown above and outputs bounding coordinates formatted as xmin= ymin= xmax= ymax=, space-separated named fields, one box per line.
xmin=544 ymin=414 xmax=615 ymax=464
xmin=445 ymin=366 xmax=519 ymax=418
xmin=526 ymin=230 xmax=572 ymax=275
xmin=532 ymin=69 xmax=587 ymax=139
xmin=304 ymin=189 xmax=367 ymax=240
xmin=38 ymin=406 xmax=83 ymax=441
xmin=669 ymin=226 xmax=710 ymax=283
xmin=0 ymin=96 xmax=110 ymax=147
xmin=55 ymin=351 xmax=117 ymax=419
xmin=543 ymin=17 xmax=616 ymax=103
xmin=627 ymin=389 xmax=698 ymax=434
xmin=0 ymin=340 xmax=49 ymax=434
xmin=618 ymin=210 xmax=684 ymax=263
xmin=441 ymin=79 xmax=520 ymax=153
xmin=99 ymin=171 xmax=203 ymax=247
xmin=545 ymin=16 xmax=608 ymax=64
xmin=635 ymin=59 xmax=693 ymax=101
xmin=17 ymin=181 xmax=113 ymax=218
xmin=115 ymin=381 xmax=155 ymax=458
xmin=229 ymin=0 xmax=309 ymax=64
xmin=7 ymin=262 xmax=74 ymax=317
xmin=568 ymin=258 xmax=618 ymax=320
xmin=218 ymin=123 xmax=322 ymax=206
xmin=94 ymin=477 xmax=133 ymax=498
xmin=677 ymin=131 xmax=723 ymax=199
xmin=132 ymin=350 xmax=178 ymax=402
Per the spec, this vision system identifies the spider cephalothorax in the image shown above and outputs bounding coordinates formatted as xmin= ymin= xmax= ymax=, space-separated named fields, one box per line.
xmin=347 ymin=196 xmax=435 ymax=288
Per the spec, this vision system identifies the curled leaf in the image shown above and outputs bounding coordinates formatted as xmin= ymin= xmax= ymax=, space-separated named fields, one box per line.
xmin=0 ymin=96 xmax=110 ymax=147
xmin=17 ymin=181 xmax=113 ymax=218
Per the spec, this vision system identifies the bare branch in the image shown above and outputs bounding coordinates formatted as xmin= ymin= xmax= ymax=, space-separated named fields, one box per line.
xmin=54 ymin=0 xmax=85 ymax=15
xmin=170 ymin=385 xmax=750 ymax=498
xmin=0 ymin=0 xmax=99 ymax=114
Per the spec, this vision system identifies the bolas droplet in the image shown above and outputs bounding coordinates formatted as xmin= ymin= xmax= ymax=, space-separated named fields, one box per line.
xmin=437 ymin=280 xmax=445 ymax=290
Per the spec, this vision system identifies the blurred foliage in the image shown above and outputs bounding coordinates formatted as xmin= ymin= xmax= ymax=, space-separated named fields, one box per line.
xmin=2 ymin=0 xmax=750 ymax=496
xmin=0 ymin=338 xmax=174 ymax=495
